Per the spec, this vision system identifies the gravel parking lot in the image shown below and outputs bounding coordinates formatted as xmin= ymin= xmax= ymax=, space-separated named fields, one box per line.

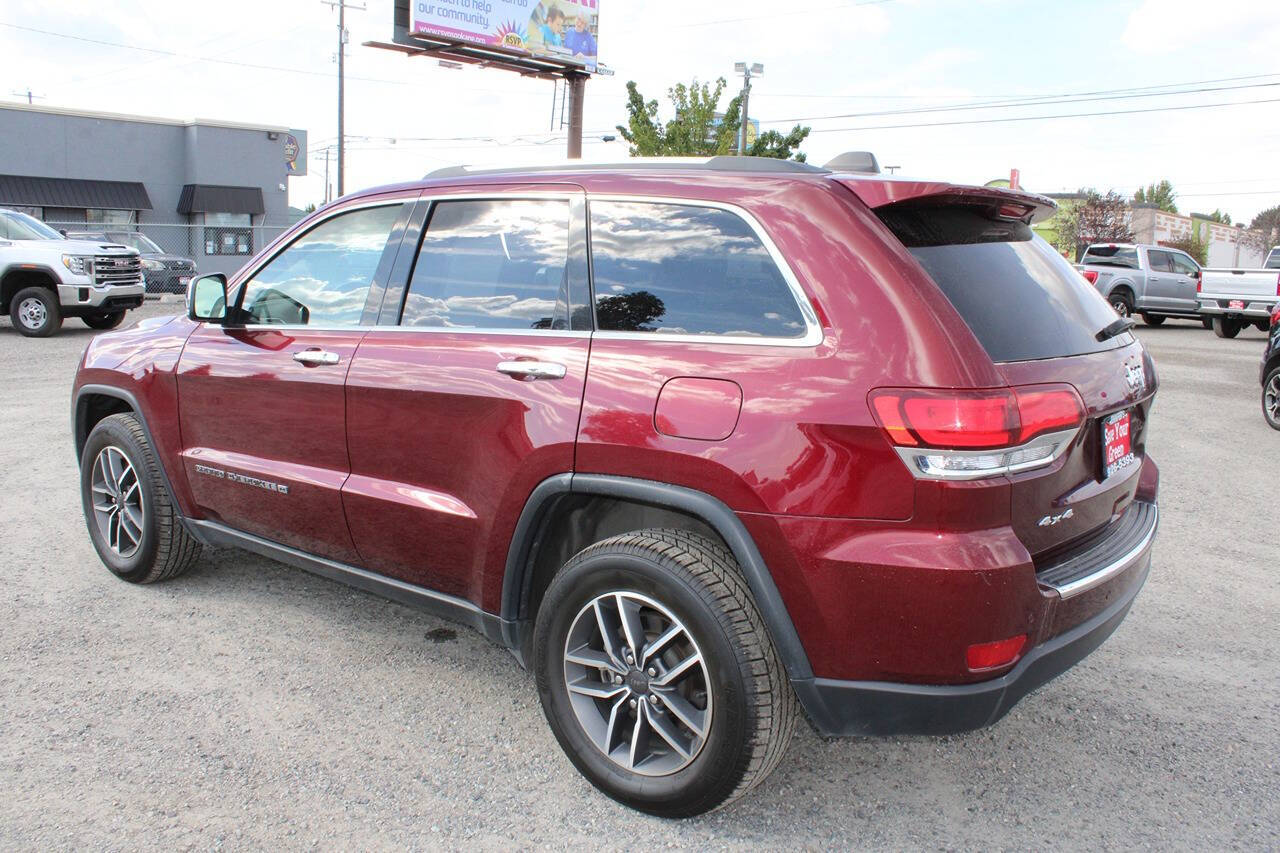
xmin=0 ymin=304 xmax=1276 ymax=849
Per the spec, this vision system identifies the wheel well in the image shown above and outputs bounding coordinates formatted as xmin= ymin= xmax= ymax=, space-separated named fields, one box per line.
xmin=1 ymin=269 xmax=58 ymax=313
xmin=1109 ymin=284 xmax=1134 ymax=300
xmin=74 ymin=393 xmax=134 ymax=459
xmin=519 ymin=494 xmax=725 ymax=626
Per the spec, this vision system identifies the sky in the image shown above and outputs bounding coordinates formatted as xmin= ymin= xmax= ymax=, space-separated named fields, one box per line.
xmin=2 ymin=0 xmax=1279 ymax=224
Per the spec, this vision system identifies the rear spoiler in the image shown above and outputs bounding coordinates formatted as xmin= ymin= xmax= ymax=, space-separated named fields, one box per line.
xmin=831 ymin=175 xmax=1058 ymax=225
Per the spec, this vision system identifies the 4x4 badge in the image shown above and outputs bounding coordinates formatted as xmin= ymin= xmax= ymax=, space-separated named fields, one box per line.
xmin=1037 ymin=508 xmax=1074 ymax=527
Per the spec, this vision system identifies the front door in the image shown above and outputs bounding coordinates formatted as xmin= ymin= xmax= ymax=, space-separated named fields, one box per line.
xmin=177 ymin=199 xmax=413 ymax=562
xmin=1143 ymin=248 xmax=1178 ymax=310
xmin=342 ymin=192 xmax=591 ymax=605
xmin=1168 ymin=251 xmax=1201 ymax=313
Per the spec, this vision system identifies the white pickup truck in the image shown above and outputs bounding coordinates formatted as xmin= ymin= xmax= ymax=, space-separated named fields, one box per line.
xmin=1198 ymin=247 xmax=1280 ymax=338
xmin=0 ymin=208 xmax=144 ymax=337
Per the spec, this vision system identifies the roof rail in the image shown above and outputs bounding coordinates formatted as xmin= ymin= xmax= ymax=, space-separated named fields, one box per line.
xmin=423 ymin=156 xmax=829 ymax=179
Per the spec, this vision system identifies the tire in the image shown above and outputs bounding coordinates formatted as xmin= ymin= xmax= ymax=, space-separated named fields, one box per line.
xmin=1213 ymin=316 xmax=1241 ymax=339
xmin=533 ymin=528 xmax=796 ymax=817
xmin=9 ymin=286 xmax=62 ymax=337
xmin=79 ymin=413 xmax=201 ymax=584
xmin=1140 ymin=313 xmax=1166 ymax=326
xmin=1255 ymin=320 xmax=1269 ymax=333
xmin=1264 ymin=367 xmax=1280 ymax=431
xmin=1109 ymin=290 xmax=1134 ymax=319
xmin=82 ymin=311 xmax=126 ymax=330
xmin=1201 ymin=316 xmax=1214 ymax=329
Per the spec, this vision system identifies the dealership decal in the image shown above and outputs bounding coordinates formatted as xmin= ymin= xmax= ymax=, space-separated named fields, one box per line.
xmin=195 ymin=463 xmax=289 ymax=495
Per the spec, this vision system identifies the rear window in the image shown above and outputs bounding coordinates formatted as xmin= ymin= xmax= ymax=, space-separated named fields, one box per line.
xmin=1081 ymin=246 xmax=1140 ymax=269
xmin=1266 ymin=249 xmax=1280 ymax=270
xmin=877 ymin=205 xmax=1129 ymax=363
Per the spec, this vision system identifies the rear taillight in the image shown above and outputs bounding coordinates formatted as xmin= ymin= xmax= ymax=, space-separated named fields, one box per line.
xmin=1275 ymin=272 xmax=1280 ymax=297
xmin=1081 ymin=269 xmax=1099 ymax=285
xmin=1196 ymin=274 xmax=1202 ymax=293
xmin=870 ymin=385 xmax=1085 ymax=480
xmin=1270 ymin=303 xmax=1280 ymax=329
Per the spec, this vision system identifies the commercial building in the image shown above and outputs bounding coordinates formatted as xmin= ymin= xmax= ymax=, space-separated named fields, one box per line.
xmin=0 ymin=102 xmax=306 ymax=276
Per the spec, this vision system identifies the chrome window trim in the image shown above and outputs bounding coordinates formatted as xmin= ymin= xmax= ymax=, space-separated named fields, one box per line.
xmin=584 ymin=194 xmax=824 ymax=348
xmin=229 ymin=197 xmax=414 ymax=327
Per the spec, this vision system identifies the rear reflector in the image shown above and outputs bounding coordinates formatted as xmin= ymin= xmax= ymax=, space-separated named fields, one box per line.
xmin=967 ymin=635 xmax=1027 ymax=671
xmin=870 ymin=385 xmax=1085 ymax=480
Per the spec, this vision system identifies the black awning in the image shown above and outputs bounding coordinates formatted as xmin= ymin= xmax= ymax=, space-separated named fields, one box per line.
xmin=178 ymin=184 xmax=265 ymax=216
xmin=0 ymin=174 xmax=152 ymax=210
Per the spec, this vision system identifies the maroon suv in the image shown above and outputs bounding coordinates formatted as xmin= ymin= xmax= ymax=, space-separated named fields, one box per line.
xmin=73 ymin=157 xmax=1159 ymax=816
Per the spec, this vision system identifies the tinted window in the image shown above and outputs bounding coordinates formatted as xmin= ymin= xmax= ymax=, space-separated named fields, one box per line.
xmin=1170 ymin=253 xmax=1199 ymax=276
xmin=1081 ymin=246 xmax=1139 ymax=269
xmin=588 ymin=201 xmax=806 ymax=338
xmin=402 ymin=199 xmax=571 ymax=330
xmin=241 ymin=203 xmax=403 ymax=326
xmin=877 ymin=205 xmax=1127 ymax=363
xmin=1265 ymin=249 xmax=1280 ymax=270
xmin=1147 ymin=250 xmax=1174 ymax=272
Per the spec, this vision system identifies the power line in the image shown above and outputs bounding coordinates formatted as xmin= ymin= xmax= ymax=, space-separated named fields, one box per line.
xmin=800 ymin=96 xmax=1280 ymax=133
xmin=763 ymin=78 xmax=1280 ymax=124
xmin=670 ymin=0 xmax=897 ymax=29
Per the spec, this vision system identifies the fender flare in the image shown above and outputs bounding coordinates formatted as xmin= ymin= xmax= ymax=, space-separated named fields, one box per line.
xmin=1104 ymin=278 xmax=1137 ymax=299
xmin=499 ymin=473 xmax=816 ymax=684
xmin=1 ymin=263 xmax=63 ymax=299
xmin=72 ymin=383 xmax=203 ymax=543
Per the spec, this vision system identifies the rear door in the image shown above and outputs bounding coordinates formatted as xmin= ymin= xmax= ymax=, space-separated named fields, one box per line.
xmin=177 ymin=198 xmax=413 ymax=562
xmin=342 ymin=189 xmax=591 ymax=604
xmin=872 ymin=200 xmax=1154 ymax=556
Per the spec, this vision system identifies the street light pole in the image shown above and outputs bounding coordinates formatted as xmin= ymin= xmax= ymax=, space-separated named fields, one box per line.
xmin=733 ymin=62 xmax=762 ymax=155
xmin=324 ymin=0 xmax=364 ymax=197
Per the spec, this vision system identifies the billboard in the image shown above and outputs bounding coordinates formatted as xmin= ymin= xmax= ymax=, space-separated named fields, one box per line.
xmin=411 ymin=0 xmax=599 ymax=72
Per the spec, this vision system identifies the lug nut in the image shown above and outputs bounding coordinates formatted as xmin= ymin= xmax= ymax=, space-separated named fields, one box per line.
xmin=628 ymin=698 xmax=637 ymax=709
xmin=613 ymin=674 xmax=623 ymax=684
xmin=647 ymin=667 xmax=656 ymax=677
xmin=649 ymin=694 xmax=659 ymax=705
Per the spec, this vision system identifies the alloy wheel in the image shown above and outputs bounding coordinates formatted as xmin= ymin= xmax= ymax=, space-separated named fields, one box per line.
xmin=562 ymin=591 xmax=712 ymax=776
xmin=1267 ymin=373 xmax=1280 ymax=425
xmin=90 ymin=446 xmax=145 ymax=558
xmin=17 ymin=296 xmax=47 ymax=331
xmin=1111 ymin=298 xmax=1130 ymax=318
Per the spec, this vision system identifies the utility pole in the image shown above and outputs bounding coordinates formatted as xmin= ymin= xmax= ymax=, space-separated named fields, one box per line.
xmin=323 ymin=147 xmax=332 ymax=204
xmin=733 ymin=62 xmax=762 ymax=155
xmin=9 ymin=88 xmax=44 ymax=105
xmin=323 ymin=0 xmax=364 ymax=197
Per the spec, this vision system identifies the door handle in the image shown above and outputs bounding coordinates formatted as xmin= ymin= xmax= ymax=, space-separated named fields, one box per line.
xmin=293 ymin=349 xmax=341 ymax=366
xmin=496 ymin=360 xmax=566 ymax=380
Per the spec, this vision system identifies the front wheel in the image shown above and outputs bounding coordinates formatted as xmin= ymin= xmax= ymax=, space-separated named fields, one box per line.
xmin=80 ymin=413 xmax=202 ymax=583
xmin=533 ymin=529 xmax=796 ymax=817
xmin=1140 ymin=313 xmax=1166 ymax=326
xmin=9 ymin=286 xmax=61 ymax=337
xmin=82 ymin=311 xmax=126 ymax=330
xmin=1213 ymin=316 xmax=1241 ymax=339
xmin=1264 ymin=367 xmax=1280 ymax=431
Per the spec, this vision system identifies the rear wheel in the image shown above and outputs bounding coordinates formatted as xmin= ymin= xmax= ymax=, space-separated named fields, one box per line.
xmin=1264 ymin=367 xmax=1280 ymax=431
xmin=1140 ymin=313 xmax=1165 ymax=326
xmin=82 ymin=311 xmax=126 ymax=330
xmin=1255 ymin=320 xmax=1269 ymax=333
xmin=1213 ymin=316 xmax=1241 ymax=339
xmin=533 ymin=528 xmax=795 ymax=817
xmin=1201 ymin=316 xmax=1214 ymax=329
xmin=1109 ymin=290 xmax=1134 ymax=319
xmin=9 ymin=286 xmax=61 ymax=337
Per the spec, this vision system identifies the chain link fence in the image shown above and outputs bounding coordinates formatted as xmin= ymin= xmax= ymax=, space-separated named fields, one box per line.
xmin=47 ymin=222 xmax=290 ymax=293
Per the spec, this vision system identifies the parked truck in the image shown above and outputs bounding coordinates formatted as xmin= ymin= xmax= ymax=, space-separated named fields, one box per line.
xmin=1198 ymin=246 xmax=1280 ymax=338
xmin=1077 ymin=243 xmax=1206 ymax=327
xmin=0 ymin=208 xmax=144 ymax=337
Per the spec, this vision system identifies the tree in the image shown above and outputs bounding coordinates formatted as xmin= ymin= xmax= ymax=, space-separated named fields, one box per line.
xmin=1055 ymin=189 xmax=1134 ymax=259
xmin=617 ymin=78 xmax=809 ymax=161
xmin=1250 ymin=205 xmax=1280 ymax=246
xmin=1199 ymin=209 xmax=1232 ymax=225
xmin=1133 ymin=180 xmax=1178 ymax=213
xmin=1164 ymin=229 xmax=1209 ymax=265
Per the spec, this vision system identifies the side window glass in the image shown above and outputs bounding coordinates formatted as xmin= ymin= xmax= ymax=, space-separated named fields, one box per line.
xmin=588 ymin=200 xmax=806 ymax=338
xmin=401 ymin=199 xmax=571 ymax=330
xmin=241 ymin=204 xmax=403 ymax=326
xmin=1171 ymin=254 xmax=1197 ymax=275
xmin=1147 ymin=250 xmax=1173 ymax=272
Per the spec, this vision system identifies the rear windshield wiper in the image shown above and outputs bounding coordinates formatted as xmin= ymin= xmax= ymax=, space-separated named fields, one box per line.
xmin=1096 ymin=316 xmax=1135 ymax=342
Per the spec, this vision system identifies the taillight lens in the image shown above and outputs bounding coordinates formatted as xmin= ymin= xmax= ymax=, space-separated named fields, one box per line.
xmin=870 ymin=385 xmax=1085 ymax=480
xmin=1081 ymin=269 xmax=1099 ymax=285
xmin=1275 ymin=272 xmax=1280 ymax=297
xmin=1270 ymin=302 xmax=1280 ymax=329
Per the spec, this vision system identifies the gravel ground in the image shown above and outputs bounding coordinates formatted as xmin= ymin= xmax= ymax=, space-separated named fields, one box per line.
xmin=0 ymin=304 xmax=1276 ymax=850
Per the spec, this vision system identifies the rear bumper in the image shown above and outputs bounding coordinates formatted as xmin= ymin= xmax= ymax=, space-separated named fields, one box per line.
xmin=792 ymin=503 xmax=1156 ymax=737
xmin=1198 ymin=297 xmax=1276 ymax=318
